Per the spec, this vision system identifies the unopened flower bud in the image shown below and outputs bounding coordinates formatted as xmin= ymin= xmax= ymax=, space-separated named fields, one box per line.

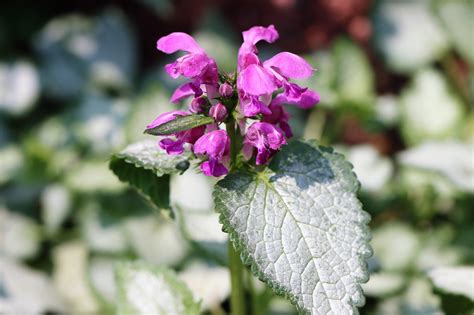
xmin=190 ymin=97 xmax=207 ymax=113
xmin=219 ymin=82 xmax=233 ymax=97
xmin=209 ymin=103 xmax=228 ymax=122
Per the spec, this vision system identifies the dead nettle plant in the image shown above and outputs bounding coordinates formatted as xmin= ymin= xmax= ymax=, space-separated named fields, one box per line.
xmin=110 ymin=25 xmax=372 ymax=315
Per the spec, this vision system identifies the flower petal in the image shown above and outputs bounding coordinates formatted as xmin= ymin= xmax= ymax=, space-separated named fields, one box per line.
xmin=157 ymin=32 xmax=203 ymax=54
xmin=170 ymin=83 xmax=201 ymax=103
xmin=200 ymin=159 xmax=228 ymax=177
xmin=273 ymin=88 xmax=320 ymax=109
xmin=264 ymin=52 xmax=314 ymax=79
xmin=242 ymin=25 xmax=279 ymax=45
xmin=159 ymin=138 xmax=185 ymax=155
xmin=238 ymin=64 xmax=277 ymax=96
xmin=193 ymin=130 xmax=230 ymax=160
xmin=146 ymin=110 xmax=187 ymax=129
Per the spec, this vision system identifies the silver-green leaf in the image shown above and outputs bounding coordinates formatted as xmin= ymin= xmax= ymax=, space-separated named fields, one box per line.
xmin=109 ymin=140 xmax=190 ymax=210
xmin=214 ymin=140 xmax=372 ymax=314
xmin=116 ymin=261 xmax=201 ymax=315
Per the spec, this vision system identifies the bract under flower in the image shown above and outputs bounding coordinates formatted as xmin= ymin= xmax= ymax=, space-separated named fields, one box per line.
xmin=147 ymin=110 xmax=205 ymax=155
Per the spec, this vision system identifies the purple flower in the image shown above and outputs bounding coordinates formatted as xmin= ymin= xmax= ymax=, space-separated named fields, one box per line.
xmin=239 ymin=93 xmax=272 ymax=117
xmin=262 ymin=103 xmax=293 ymax=138
xmin=157 ymin=33 xmax=218 ymax=85
xmin=194 ymin=130 xmax=230 ymax=176
xmin=219 ymin=82 xmax=234 ymax=97
xmin=190 ymin=97 xmax=207 ymax=113
xmin=170 ymin=82 xmax=202 ymax=103
xmin=238 ymin=25 xmax=279 ymax=71
xmin=236 ymin=25 xmax=319 ymax=116
xmin=147 ymin=110 xmax=205 ymax=155
xmin=243 ymin=122 xmax=286 ymax=165
xmin=209 ymin=103 xmax=228 ymax=122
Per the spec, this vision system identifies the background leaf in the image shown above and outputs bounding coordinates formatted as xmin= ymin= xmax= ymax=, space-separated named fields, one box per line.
xmin=109 ymin=140 xmax=190 ymax=210
xmin=214 ymin=140 xmax=372 ymax=314
xmin=116 ymin=261 xmax=201 ymax=315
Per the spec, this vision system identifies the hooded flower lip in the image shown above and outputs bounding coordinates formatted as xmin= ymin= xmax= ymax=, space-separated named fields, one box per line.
xmin=157 ymin=32 xmax=218 ymax=85
xmin=236 ymin=25 xmax=319 ymax=116
xmin=243 ymin=122 xmax=286 ymax=165
xmin=170 ymin=82 xmax=202 ymax=104
xmin=238 ymin=25 xmax=279 ymax=70
xmin=147 ymin=110 xmax=205 ymax=155
xmin=193 ymin=130 xmax=230 ymax=176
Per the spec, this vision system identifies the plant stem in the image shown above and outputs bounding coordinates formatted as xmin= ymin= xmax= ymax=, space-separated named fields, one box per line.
xmin=228 ymin=241 xmax=246 ymax=315
xmin=226 ymin=120 xmax=246 ymax=315
xmin=226 ymin=120 xmax=238 ymax=171
xmin=246 ymin=267 xmax=258 ymax=315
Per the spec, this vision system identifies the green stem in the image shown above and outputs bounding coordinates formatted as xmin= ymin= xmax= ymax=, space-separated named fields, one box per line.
xmin=247 ymin=267 xmax=258 ymax=315
xmin=226 ymin=120 xmax=238 ymax=171
xmin=226 ymin=120 xmax=246 ymax=315
xmin=228 ymin=241 xmax=246 ymax=315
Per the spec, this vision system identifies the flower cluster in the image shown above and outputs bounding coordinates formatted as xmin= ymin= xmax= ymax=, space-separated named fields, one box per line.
xmin=146 ymin=25 xmax=319 ymax=177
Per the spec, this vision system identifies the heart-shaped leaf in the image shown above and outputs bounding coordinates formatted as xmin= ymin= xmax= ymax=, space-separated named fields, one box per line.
xmin=214 ymin=140 xmax=372 ymax=314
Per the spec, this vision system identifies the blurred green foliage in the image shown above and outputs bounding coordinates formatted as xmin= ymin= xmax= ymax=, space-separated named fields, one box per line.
xmin=0 ymin=0 xmax=473 ymax=314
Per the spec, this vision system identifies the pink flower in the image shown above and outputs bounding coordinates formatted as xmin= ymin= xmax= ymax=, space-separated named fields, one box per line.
xmin=194 ymin=130 xmax=230 ymax=176
xmin=243 ymin=122 xmax=286 ymax=165
xmin=157 ymin=33 xmax=218 ymax=84
xmin=219 ymin=82 xmax=233 ymax=97
xmin=262 ymin=103 xmax=293 ymax=138
xmin=190 ymin=97 xmax=208 ymax=113
xmin=157 ymin=33 xmax=219 ymax=105
xmin=147 ymin=110 xmax=205 ymax=155
xmin=209 ymin=103 xmax=228 ymax=122
xmin=236 ymin=25 xmax=320 ymax=116
xmin=170 ymin=82 xmax=202 ymax=103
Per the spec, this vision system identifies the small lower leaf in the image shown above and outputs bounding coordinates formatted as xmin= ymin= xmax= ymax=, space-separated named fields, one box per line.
xmin=109 ymin=140 xmax=190 ymax=210
xmin=116 ymin=261 xmax=200 ymax=315
xmin=214 ymin=140 xmax=372 ymax=315
xmin=144 ymin=114 xmax=213 ymax=136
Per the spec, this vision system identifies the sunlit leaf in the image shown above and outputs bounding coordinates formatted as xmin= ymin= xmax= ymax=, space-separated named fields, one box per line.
xmin=214 ymin=140 xmax=372 ymax=314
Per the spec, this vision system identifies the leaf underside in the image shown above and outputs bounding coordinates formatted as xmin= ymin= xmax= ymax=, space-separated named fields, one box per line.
xmin=109 ymin=140 xmax=190 ymax=210
xmin=214 ymin=140 xmax=372 ymax=315
xmin=116 ymin=261 xmax=200 ymax=315
xmin=144 ymin=114 xmax=213 ymax=136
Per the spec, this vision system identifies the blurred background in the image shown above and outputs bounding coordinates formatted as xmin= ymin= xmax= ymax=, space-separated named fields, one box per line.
xmin=0 ymin=0 xmax=473 ymax=314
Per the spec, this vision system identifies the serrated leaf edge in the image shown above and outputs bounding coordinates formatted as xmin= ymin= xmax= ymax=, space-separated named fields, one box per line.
xmin=213 ymin=140 xmax=373 ymax=315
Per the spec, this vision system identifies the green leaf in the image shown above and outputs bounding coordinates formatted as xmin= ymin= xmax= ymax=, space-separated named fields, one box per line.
xmin=116 ymin=261 xmax=201 ymax=315
xmin=109 ymin=140 xmax=190 ymax=210
xmin=144 ymin=114 xmax=213 ymax=136
xmin=436 ymin=0 xmax=474 ymax=65
xmin=214 ymin=140 xmax=372 ymax=314
xmin=399 ymin=68 xmax=464 ymax=145
xmin=428 ymin=266 xmax=474 ymax=301
xmin=373 ymin=0 xmax=449 ymax=73
xmin=333 ymin=38 xmax=375 ymax=109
